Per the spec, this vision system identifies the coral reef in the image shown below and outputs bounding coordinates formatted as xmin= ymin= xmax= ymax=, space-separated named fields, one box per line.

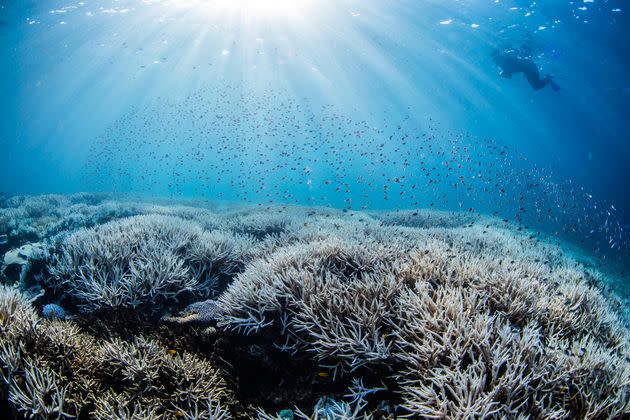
xmin=198 ymin=210 xmax=630 ymax=418
xmin=258 ymin=396 xmax=372 ymax=420
xmin=0 ymin=194 xmax=628 ymax=418
xmin=0 ymin=193 xmax=226 ymax=251
xmin=48 ymin=214 xmax=253 ymax=313
xmin=0 ymin=286 xmax=231 ymax=419
xmin=1 ymin=242 xmax=49 ymax=289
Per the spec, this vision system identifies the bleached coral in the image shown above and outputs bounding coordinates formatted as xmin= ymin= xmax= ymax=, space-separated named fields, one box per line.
xmin=258 ymin=396 xmax=372 ymax=420
xmin=1 ymin=242 xmax=50 ymax=288
xmin=1 ymin=196 xmax=628 ymax=418
xmin=207 ymin=210 xmax=630 ymax=418
xmin=48 ymin=215 xmax=253 ymax=312
xmin=214 ymin=237 xmax=407 ymax=373
xmin=0 ymin=193 xmax=225 ymax=250
xmin=223 ymin=209 xmax=303 ymax=240
xmin=7 ymin=356 xmax=72 ymax=419
xmin=0 ymin=286 xmax=39 ymax=342
xmin=0 ymin=194 xmax=113 ymax=245
xmin=173 ymin=397 xmax=232 ymax=420
xmin=369 ymin=208 xmax=479 ymax=229
xmin=0 ymin=286 xmax=231 ymax=419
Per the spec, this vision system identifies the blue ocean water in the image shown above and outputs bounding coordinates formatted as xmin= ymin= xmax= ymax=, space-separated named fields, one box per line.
xmin=1 ymin=1 xmax=628 ymax=263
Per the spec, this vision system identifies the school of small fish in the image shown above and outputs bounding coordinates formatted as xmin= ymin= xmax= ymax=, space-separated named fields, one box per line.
xmin=82 ymin=86 xmax=629 ymax=263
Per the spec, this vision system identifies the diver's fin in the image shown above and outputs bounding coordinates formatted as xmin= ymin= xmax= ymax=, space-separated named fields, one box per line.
xmin=547 ymin=75 xmax=560 ymax=92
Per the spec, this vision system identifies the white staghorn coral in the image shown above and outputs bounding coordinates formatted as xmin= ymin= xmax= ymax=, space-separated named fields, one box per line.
xmin=1 ymin=196 xmax=629 ymax=418
xmin=173 ymin=397 xmax=232 ymax=420
xmin=0 ymin=193 xmax=227 ymax=251
xmin=369 ymin=208 xmax=479 ymax=229
xmin=257 ymin=395 xmax=373 ymax=420
xmin=0 ymin=286 xmax=232 ymax=419
xmin=91 ymin=394 xmax=162 ymax=420
xmin=207 ymin=208 xmax=629 ymax=418
xmin=47 ymin=215 xmax=253 ymax=312
xmin=7 ymin=357 xmax=72 ymax=419
xmin=215 ymin=238 xmax=405 ymax=372
xmin=223 ymin=209 xmax=303 ymax=240
xmin=393 ymin=285 xmax=545 ymax=417
xmin=0 ymin=286 xmax=39 ymax=343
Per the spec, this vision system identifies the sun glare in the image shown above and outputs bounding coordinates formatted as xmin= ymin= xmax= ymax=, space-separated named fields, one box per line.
xmin=170 ymin=0 xmax=314 ymax=18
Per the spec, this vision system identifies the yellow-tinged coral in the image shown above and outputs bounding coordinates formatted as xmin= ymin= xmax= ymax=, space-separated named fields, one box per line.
xmin=0 ymin=286 xmax=230 ymax=419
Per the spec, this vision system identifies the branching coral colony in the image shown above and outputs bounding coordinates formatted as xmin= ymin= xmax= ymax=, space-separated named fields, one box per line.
xmin=0 ymin=193 xmax=629 ymax=419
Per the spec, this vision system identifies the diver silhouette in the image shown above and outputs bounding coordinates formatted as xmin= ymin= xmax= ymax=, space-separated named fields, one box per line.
xmin=492 ymin=49 xmax=559 ymax=92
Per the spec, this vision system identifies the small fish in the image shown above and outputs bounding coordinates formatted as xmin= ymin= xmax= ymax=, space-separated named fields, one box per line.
xmin=0 ymin=234 xmax=7 ymax=245
xmin=166 ymin=349 xmax=177 ymax=356
xmin=317 ymin=371 xmax=330 ymax=378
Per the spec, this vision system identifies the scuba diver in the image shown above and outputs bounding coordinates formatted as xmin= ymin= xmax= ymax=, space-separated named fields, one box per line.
xmin=492 ymin=49 xmax=559 ymax=91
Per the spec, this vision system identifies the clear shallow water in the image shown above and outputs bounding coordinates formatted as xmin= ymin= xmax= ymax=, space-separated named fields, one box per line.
xmin=1 ymin=1 xmax=629 ymax=266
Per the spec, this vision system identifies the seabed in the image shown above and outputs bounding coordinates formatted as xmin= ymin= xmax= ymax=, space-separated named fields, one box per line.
xmin=0 ymin=193 xmax=628 ymax=418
